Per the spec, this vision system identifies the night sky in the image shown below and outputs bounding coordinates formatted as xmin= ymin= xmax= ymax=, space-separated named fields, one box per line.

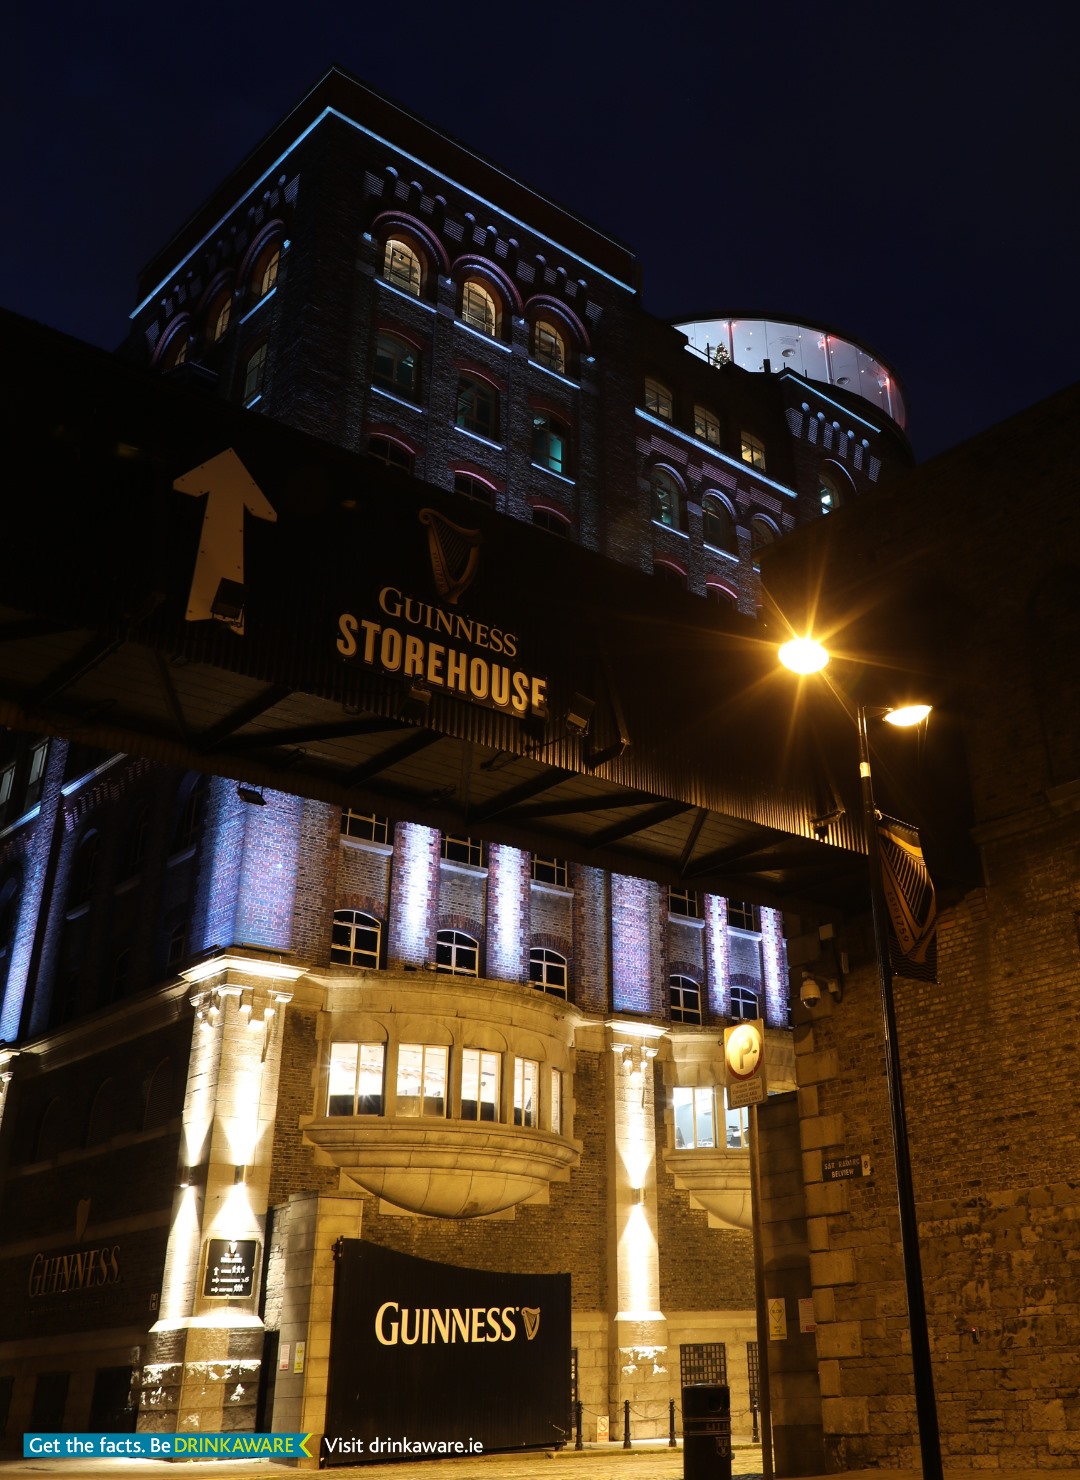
xmin=7 ymin=2 xmax=1078 ymax=463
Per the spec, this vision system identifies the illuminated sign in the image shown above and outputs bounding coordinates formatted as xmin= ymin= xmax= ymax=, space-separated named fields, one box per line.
xmin=203 ymin=1238 xmax=259 ymax=1299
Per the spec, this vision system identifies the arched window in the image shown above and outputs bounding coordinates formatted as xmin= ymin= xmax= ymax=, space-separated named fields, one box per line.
xmin=654 ymin=561 xmax=688 ymax=588
xmin=730 ymin=984 xmax=759 ymax=1020
xmin=206 ymin=288 xmax=232 ymax=344
xmin=706 ymin=584 xmax=738 ymax=608
xmin=644 ymin=378 xmax=673 ymax=420
xmin=367 ymin=435 xmax=415 ymax=472
xmin=694 ymin=405 xmax=721 ymax=446
xmin=740 ymin=432 xmax=767 ymax=471
xmin=532 ymin=507 xmax=571 ymax=537
xmin=160 ymin=328 xmax=189 ymax=370
xmin=750 ymin=515 xmax=778 ymax=558
xmin=530 ymin=947 xmax=568 ymax=999
xmin=143 ymin=1058 xmax=178 ymax=1130
xmin=330 ymin=909 xmax=381 ymax=970
xmin=532 ymin=318 xmax=567 ymax=375
xmin=86 ymin=1078 xmax=118 ymax=1146
xmin=373 ymin=332 xmax=419 ymax=399
xmin=651 ymin=468 xmax=684 ymax=530
xmin=253 ymin=242 xmax=280 ymax=299
xmin=453 ymin=472 xmax=495 ymax=504
xmin=456 ymin=374 xmax=500 ymax=440
xmin=532 ymin=412 xmax=571 ymax=476
xmin=702 ymin=494 xmax=737 ymax=553
xmin=242 ymin=342 xmax=267 ymax=402
xmin=460 ymin=278 xmax=500 ymax=337
xmin=669 ymin=974 xmax=702 ymax=1024
xmin=383 ymin=237 xmax=423 ymax=295
xmin=435 ymin=929 xmax=479 ymax=976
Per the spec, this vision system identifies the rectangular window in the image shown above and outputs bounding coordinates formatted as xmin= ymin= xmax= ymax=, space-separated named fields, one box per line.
xmin=694 ymin=405 xmax=721 ymax=446
xmin=740 ymin=432 xmax=767 ymax=471
xmin=0 ymin=763 xmax=14 ymax=818
xmin=728 ymin=898 xmax=760 ymax=932
xmin=24 ymin=740 xmax=48 ymax=808
xmin=531 ymin=855 xmax=568 ymax=887
xmin=461 ymin=1048 xmax=500 ymax=1122
xmin=441 ymin=834 xmax=483 ymax=867
xmin=673 ymin=1086 xmax=716 ymax=1148
xmin=668 ymin=885 xmax=700 ymax=919
xmin=551 ymin=1068 xmax=563 ymax=1135
xmin=725 ymin=1091 xmax=750 ymax=1149
xmin=397 ymin=1043 xmax=448 ymax=1118
xmin=243 ymin=343 xmax=267 ymax=402
xmin=327 ymin=1042 xmax=385 ymax=1116
xmin=513 ymin=1057 xmax=539 ymax=1128
xmin=340 ymin=809 xmax=390 ymax=844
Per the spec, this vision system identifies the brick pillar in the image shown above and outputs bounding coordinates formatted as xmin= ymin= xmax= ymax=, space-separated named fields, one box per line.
xmin=386 ymin=822 xmax=439 ymax=966
xmin=485 ymin=843 xmax=529 ymax=982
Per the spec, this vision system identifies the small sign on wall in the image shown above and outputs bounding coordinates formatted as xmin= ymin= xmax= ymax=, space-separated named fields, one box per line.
xmin=293 ymin=1341 xmax=306 ymax=1374
xmin=279 ymin=1343 xmax=291 ymax=1371
xmin=767 ymin=1298 xmax=788 ymax=1341
xmin=596 ymin=1415 xmax=609 ymax=1442
xmin=798 ymin=1298 xmax=817 ymax=1334
xmin=203 ymin=1239 xmax=259 ymax=1299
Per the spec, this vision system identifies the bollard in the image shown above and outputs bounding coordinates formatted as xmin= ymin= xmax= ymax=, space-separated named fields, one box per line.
xmin=575 ymin=1400 xmax=583 ymax=1451
xmin=669 ymin=1396 xmax=677 ymax=1447
xmin=751 ymin=1398 xmax=759 ymax=1444
xmin=623 ymin=1398 xmax=631 ymax=1449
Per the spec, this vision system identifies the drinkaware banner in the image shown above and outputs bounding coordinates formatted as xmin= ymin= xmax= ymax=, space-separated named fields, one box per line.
xmin=323 ymin=1241 xmax=571 ymax=1465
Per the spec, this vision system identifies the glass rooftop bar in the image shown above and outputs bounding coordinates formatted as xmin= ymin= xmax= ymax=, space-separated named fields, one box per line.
xmin=675 ymin=314 xmax=907 ymax=431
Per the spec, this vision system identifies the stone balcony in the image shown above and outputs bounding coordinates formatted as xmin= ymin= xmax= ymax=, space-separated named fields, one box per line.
xmin=662 ymin=1146 xmax=753 ymax=1230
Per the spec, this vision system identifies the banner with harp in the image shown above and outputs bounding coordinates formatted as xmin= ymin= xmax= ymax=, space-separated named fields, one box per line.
xmin=878 ymin=814 xmax=937 ymax=982
xmin=419 ymin=508 xmax=483 ymax=605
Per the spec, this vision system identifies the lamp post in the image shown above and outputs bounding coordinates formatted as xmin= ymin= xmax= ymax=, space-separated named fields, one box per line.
xmin=779 ymin=637 xmax=943 ymax=1480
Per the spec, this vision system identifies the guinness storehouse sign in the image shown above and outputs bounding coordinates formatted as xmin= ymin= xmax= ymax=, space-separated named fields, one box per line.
xmin=324 ymin=1242 xmax=570 ymax=1465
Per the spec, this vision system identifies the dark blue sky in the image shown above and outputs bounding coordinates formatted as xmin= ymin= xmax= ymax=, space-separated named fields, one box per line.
xmin=7 ymin=1 xmax=1077 ymax=462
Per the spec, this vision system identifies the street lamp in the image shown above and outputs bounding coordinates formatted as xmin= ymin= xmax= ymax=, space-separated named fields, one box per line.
xmin=779 ymin=636 xmax=943 ymax=1480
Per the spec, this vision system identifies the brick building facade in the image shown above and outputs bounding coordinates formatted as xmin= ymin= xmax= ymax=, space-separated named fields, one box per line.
xmin=0 ymin=65 xmax=949 ymax=1467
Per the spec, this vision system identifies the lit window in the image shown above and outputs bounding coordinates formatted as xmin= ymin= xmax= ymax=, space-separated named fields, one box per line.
xmin=242 ymin=343 xmax=267 ymax=402
xmin=730 ymin=984 xmax=759 ymax=1020
xmin=694 ymin=405 xmax=721 ymax=446
xmin=669 ymin=886 xmax=700 ymax=918
xmin=373 ymin=333 xmax=419 ymax=399
xmin=532 ymin=412 xmax=571 ymax=476
xmin=725 ymin=1091 xmax=750 ymax=1149
xmin=531 ymin=856 xmax=568 ymax=887
xmin=644 ymin=378 xmax=673 ymax=420
xmin=651 ymin=468 xmax=684 ymax=530
xmin=211 ymin=294 xmax=232 ymax=342
xmin=456 ymin=375 xmax=500 ymax=440
xmin=383 ymin=237 xmax=423 ymax=295
xmin=161 ymin=330 xmax=189 ymax=370
xmin=530 ymin=947 xmax=568 ymax=999
xmin=441 ymin=834 xmax=483 ymax=866
xmin=673 ymin=1086 xmax=716 ymax=1148
xmin=330 ymin=909 xmax=381 ymax=970
xmin=397 ymin=1043 xmax=447 ymax=1117
xmin=740 ymin=432 xmax=767 ymax=471
xmin=327 ymin=1041 xmax=386 ymax=1116
xmin=258 ymin=247 xmax=280 ymax=298
xmin=435 ymin=929 xmax=479 ymax=976
xmin=461 ymin=279 xmax=499 ymax=337
xmin=513 ymin=1057 xmax=539 ymax=1127
xmin=532 ymin=319 xmax=567 ymax=374
xmin=25 ymin=740 xmax=48 ymax=808
xmin=340 ymin=810 xmax=390 ymax=844
xmin=702 ymin=494 xmax=737 ymax=554
xmin=669 ymin=974 xmax=701 ymax=1024
xmin=461 ymin=1048 xmax=500 ymax=1121
xmin=750 ymin=515 xmax=777 ymax=558
xmin=454 ymin=472 xmax=495 ymax=504
xmin=819 ymin=472 xmax=841 ymax=514
xmin=551 ymin=1068 xmax=563 ymax=1135
xmin=367 ymin=436 xmax=414 ymax=472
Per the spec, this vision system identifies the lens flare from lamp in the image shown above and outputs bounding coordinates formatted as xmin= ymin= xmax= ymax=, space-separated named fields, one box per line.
xmin=778 ymin=637 xmax=830 ymax=674
xmin=883 ymin=704 xmax=932 ymax=727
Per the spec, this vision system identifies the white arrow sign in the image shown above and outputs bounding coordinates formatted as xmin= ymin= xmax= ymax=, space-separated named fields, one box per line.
xmin=173 ymin=449 xmax=277 ymax=634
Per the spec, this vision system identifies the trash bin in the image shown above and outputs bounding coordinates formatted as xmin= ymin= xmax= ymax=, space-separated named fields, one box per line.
xmin=682 ymin=1382 xmax=731 ymax=1480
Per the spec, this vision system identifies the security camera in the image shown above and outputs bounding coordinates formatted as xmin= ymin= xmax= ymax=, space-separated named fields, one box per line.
xmin=799 ymin=972 xmax=822 ymax=1008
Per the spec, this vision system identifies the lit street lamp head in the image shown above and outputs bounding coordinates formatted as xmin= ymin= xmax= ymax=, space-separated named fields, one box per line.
xmin=883 ymin=704 xmax=932 ymax=727
xmin=777 ymin=636 xmax=829 ymax=674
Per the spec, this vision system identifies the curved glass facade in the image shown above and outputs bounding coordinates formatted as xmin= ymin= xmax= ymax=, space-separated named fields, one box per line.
xmin=674 ymin=315 xmax=907 ymax=430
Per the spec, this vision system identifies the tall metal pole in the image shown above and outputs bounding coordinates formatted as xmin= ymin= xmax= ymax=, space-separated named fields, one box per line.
xmin=857 ymin=705 xmax=943 ymax=1480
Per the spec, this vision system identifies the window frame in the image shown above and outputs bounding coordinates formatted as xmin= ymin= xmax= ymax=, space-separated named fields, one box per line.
xmin=340 ymin=809 xmax=390 ymax=845
xmin=702 ymin=493 xmax=738 ymax=554
xmin=455 ymin=373 xmax=500 ymax=441
xmin=460 ymin=1047 xmax=500 ymax=1122
xmin=460 ymin=278 xmax=501 ymax=338
xmin=531 ymin=317 xmax=568 ymax=375
xmin=668 ymin=885 xmax=700 ymax=919
xmin=644 ymin=377 xmax=674 ymax=420
xmin=669 ymin=974 xmax=702 ymax=1024
xmin=740 ymin=431 xmax=767 ymax=471
xmin=435 ymin=928 xmax=479 ymax=977
xmin=330 ymin=909 xmax=382 ymax=970
xmin=531 ymin=411 xmax=572 ymax=477
xmin=513 ymin=1057 xmax=540 ymax=1128
xmin=673 ymin=1085 xmax=717 ymax=1148
xmin=694 ymin=405 xmax=722 ymax=446
xmin=531 ymin=855 xmax=568 ymax=888
xmin=396 ymin=1042 xmax=448 ymax=1118
xmin=367 ymin=435 xmax=415 ymax=473
xmin=327 ymin=1041 xmax=387 ymax=1117
xmin=441 ymin=834 xmax=484 ymax=867
xmin=529 ymin=947 xmax=568 ymax=999
xmin=373 ymin=331 xmax=420 ymax=400
xmin=382 ymin=237 xmax=423 ymax=297
xmin=650 ymin=467 xmax=685 ymax=531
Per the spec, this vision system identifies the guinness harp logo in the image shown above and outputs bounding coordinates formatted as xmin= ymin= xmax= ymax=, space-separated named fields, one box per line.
xmin=521 ymin=1306 xmax=541 ymax=1341
xmin=419 ymin=508 xmax=483 ymax=604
